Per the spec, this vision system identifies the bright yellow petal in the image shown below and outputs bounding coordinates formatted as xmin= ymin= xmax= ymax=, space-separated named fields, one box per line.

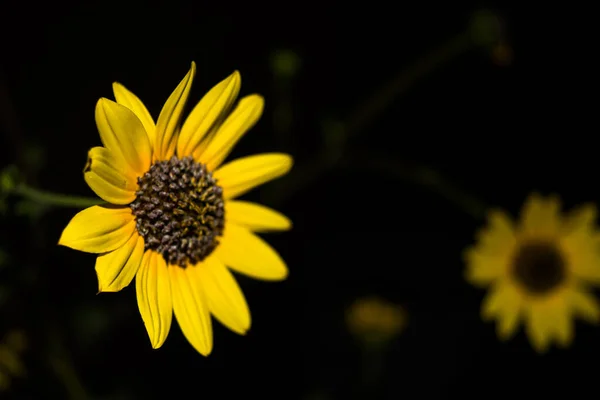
xmin=214 ymin=153 xmax=293 ymax=199
xmin=95 ymin=232 xmax=144 ymax=293
xmin=226 ymin=200 xmax=292 ymax=232
xmin=525 ymin=301 xmax=553 ymax=353
xmin=83 ymin=147 xmax=138 ymax=204
xmin=178 ymin=71 xmax=241 ymax=158
xmin=197 ymin=256 xmax=251 ymax=335
xmin=199 ymin=94 xmax=264 ymax=170
xmin=95 ymin=98 xmax=151 ymax=176
xmin=154 ymin=62 xmax=196 ymax=161
xmin=481 ymin=281 xmax=522 ymax=340
xmin=570 ymin=288 xmax=600 ymax=323
xmin=136 ymin=251 xmax=173 ymax=349
xmin=519 ymin=193 xmax=561 ymax=237
xmin=170 ymin=264 xmax=213 ymax=356
xmin=112 ymin=82 xmax=156 ymax=147
xmin=58 ymin=205 xmax=135 ymax=253
xmin=214 ymin=222 xmax=288 ymax=281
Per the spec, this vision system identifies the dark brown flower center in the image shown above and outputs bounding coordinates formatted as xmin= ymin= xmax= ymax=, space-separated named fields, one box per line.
xmin=130 ymin=156 xmax=225 ymax=267
xmin=512 ymin=241 xmax=566 ymax=294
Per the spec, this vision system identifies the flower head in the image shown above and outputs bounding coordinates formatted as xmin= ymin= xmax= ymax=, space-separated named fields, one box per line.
xmin=465 ymin=193 xmax=600 ymax=353
xmin=59 ymin=62 xmax=293 ymax=355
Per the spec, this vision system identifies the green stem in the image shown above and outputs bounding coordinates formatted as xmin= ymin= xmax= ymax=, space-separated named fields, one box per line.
xmin=12 ymin=184 xmax=103 ymax=208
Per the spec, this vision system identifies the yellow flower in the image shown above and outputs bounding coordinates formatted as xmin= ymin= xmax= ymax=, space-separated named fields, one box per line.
xmin=346 ymin=296 xmax=406 ymax=346
xmin=465 ymin=193 xmax=600 ymax=353
xmin=59 ymin=62 xmax=293 ymax=356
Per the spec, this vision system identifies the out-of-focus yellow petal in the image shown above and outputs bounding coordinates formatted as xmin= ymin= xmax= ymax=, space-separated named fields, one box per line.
xmin=154 ymin=62 xmax=196 ymax=160
xmin=226 ymin=201 xmax=291 ymax=232
xmin=170 ymin=264 xmax=213 ymax=356
xmin=214 ymin=222 xmax=288 ymax=281
xmin=95 ymin=98 xmax=151 ymax=176
xmin=83 ymin=147 xmax=138 ymax=204
xmin=213 ymin=153 xmax=292 ymax=199
xmin=178 ymin=71 xmax=241 ymax=158
xmin=58 ymin=205 xmax=135 ymax=253
xmin=199 ymin=95 xmax=264 ymax=170
xmin=96 ymin=232 xmax=144 ymax=292
xmin=136 ymin=251 xmax=173 ymax=349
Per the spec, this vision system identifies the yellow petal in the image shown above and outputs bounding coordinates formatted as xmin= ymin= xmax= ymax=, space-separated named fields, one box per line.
xmin=463 ymin=247 xmax=508 ymax=288
xmin=112 ymin=82 xmax=156 ymax=148
xmin=136 ymin=251 xmax=173 ymax=349
xmin=570 ymin=288 xmax=600 ymax=323
xmin=83 ymin=147 xmax=138 ymax=204
xmin=178 ymin=71 xmax=241 ymax=158
xmin=226 ymin=201 xmax=292 ymax=232
xmin=199 ymin=94 xmax=264 ymax=170
xmin=552 ymin=296 xmax=573 ymax=348
xmin=525 ymin=301 xmax=553 ymax=353
xmin=481 ymin=281 xmax=522 ymax=340
xmin=197 ymin=256 xmax=251 ymax=335
xmin=170 ymin=264 xmax=213 ymax=356
xmin=561 ymin=203 xmax=597 ymax=235
xmin=95 ymin=98 xmax=151 ymax=176
xmin=154 ymin=62 xmax=196 ymax=161
xmin=58 ymin=205 xmax=135 ymax=253
xmin=476 ymin=210 xmax=516 ymax=254
xmin=214 ymin=222 xmax=288 ymax=281
xmin=214 ymin=153 xmax=293 ymax=199
xmin=95 ymin=232 xmax=144 ymax=293
xmin=519 ymin=193 xmax=561 ymax=237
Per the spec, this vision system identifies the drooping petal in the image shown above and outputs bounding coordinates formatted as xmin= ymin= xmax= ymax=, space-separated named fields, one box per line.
xmin=226 ymin=201 xmax=292 ymax=232
xmin=213 ymin=153 xmax=293 ymax=199
xmin=154 ymin=62 xmax=196 ymax=161
xmin=525 ymin=300 xmax=553 ymax=353
xmin=552 ymin=295 xmax=573 ymax=348
xmin=83 ymin=147 xmax=138 ymax=204
xmin=170 ymin=264 xmax=213 ymax=356
xmin=58 ymin=205 xmax=135 ymax=253
xmin=95 ymin=98 xmax=152 ymax=176
xmin=95 ymin=232 xmax=145 ymax=292
xmin=178 ymin=71 xmax=241 ymax=158
xmin=197 ymin=256 xmax=251 ymax=335
xmin=112 ymin=82 xmax=156 ymax=147
xmin=136 ymin=251 xmax=173 ymax=349
xmin=481 ymin=281 xmax=522 ymax=340
xmin=214 ymin=222 xmax=288 ymax=281
xmin=199 ymin=94 xmax=264 ymax=170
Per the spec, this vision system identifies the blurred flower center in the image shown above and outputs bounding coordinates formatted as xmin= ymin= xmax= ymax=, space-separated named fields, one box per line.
xmin=130 ymin=156 xmax=225 ymax=267
xmin=512 ymin=241 xmax=566 ymax=294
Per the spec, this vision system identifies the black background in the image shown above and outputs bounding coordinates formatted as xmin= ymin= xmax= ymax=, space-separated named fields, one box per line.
xmin=2 ymin=2 xmax=599 ymax=399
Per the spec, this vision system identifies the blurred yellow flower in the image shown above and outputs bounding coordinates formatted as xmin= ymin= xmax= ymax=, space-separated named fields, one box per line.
xmin=0 ymin=330 xmax=27 ymax=391
xmin=465 ymin=193 xmax=600 ymax=353
xmin=59 ymin=62 xmax=293 ymax=356
xmin=346 ymin=296 xmax=407 ymax=346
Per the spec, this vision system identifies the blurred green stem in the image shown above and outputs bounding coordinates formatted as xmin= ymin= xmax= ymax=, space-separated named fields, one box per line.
xmin=12 ymin=184 xmax=102 ymax=208
xmin=269 ymin=31 xmax=475 ymax=207
xmin=49 ymin=357 xmax=90 ymax=400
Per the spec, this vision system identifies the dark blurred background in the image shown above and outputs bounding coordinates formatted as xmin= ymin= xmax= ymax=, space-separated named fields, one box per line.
xmin=1 ymin=3 xmax=599 ymax=399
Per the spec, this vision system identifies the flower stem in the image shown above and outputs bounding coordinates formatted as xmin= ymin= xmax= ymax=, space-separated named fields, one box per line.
xmin=12 ymin=184 xmax=103 ymax=208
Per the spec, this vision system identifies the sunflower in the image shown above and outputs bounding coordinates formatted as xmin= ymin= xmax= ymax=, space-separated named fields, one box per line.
xmin=465 ymin=193 xmax=600 ymax=353
xmin=59 ymin=62 xmax=293 ymax=356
